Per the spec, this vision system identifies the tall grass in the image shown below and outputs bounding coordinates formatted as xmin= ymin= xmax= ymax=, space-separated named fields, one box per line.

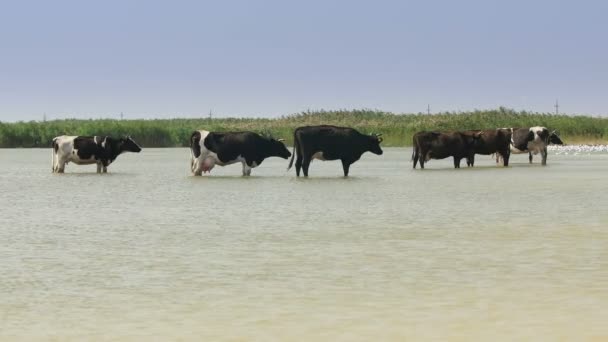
xmin=1 ymin=107 xmax=606 ymax=148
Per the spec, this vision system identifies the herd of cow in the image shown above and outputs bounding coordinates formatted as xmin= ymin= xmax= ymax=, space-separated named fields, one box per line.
xmin=50 ymin=125 xmax=564 ymax=176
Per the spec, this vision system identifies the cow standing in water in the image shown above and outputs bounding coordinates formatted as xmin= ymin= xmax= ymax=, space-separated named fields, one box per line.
xmin=412 ymin=131 xmax=483 ymax=169
xmin=287 ymin=125 xmax=383 ymax=177
xmin=52 ymin=135 xmax=142 ymax=173
xmin=190 ymin=130 xmax=291 ymax=176
xmin=463 ymin=128 xmax=512 ymax=167
xmin=506 ymin=127 xmax=564 ymax=165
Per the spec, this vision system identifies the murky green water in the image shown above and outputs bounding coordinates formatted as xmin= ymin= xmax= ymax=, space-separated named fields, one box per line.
xmin=1 ymin=148 xmax=607 ymax=340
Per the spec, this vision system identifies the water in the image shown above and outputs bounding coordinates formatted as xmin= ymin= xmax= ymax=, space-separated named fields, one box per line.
xmin=1 ymin=148 xmax=607 ymax=340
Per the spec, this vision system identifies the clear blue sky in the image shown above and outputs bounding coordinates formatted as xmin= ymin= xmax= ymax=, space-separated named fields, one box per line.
xmin=1 ymin=0 xmax=607 ymax=121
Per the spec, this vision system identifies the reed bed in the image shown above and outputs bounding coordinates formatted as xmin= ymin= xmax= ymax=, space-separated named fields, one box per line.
xmin=1 ymin=108 xmax=606 ymax=147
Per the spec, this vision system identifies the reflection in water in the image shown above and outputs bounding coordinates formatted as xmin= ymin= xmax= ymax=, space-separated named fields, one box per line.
xmin=1 ymin=148 xmax=607 ymax=340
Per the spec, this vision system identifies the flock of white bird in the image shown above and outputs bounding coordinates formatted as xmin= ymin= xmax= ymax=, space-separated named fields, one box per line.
xmin=548 ymin=144 xmax=608 ymax=155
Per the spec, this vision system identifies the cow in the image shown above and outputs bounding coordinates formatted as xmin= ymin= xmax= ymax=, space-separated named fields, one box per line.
xmin=286 ymin=125 xmax=383 ymax=177
xmin=52 ymin=135 xmax=142 ymax=173
xmin=463 ymin=128 xmax=512 ymax=167
xmin=506 ymin=127 xmax=564 ymax=165
xmin=412 ymin=131 xmax=483 ymax=169
xmin=190 ymin=130 xmax=291 ymax=176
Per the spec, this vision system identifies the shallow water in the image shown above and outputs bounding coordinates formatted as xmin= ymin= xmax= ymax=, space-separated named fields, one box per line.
xmin=1 ymin=148 xmax=607 ymax=341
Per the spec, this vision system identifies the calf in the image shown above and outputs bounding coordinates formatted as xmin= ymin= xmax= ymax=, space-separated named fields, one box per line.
xmin=412 ymin=131 xmax=482 ymax=169
xmin=287 ymin=125 xmax=383 ymax=177
xmin=190 ymin=130 xmax=291 ymax=176
xmin=52 ymin=135 xmax=142 ymax=173
xmin=463 ymin=129 xmax=512 ymax=167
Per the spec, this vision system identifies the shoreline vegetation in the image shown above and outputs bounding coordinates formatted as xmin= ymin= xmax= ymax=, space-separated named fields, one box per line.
xmin=1 ymin=107 xmax=607 ymax=148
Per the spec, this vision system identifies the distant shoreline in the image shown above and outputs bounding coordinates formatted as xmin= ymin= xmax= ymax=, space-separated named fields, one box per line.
xmin=1 ymin=108 xmax=607 ymax=147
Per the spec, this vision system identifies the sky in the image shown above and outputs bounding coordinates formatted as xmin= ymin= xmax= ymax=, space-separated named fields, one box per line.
xmin=1 ymin=0 xmax=607 ymax=121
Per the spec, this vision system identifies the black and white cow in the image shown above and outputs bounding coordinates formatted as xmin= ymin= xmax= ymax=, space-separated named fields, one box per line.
xmin=287 ymin=125 xmax=383 ymax=177
xmin=52 ymin=135 xmax=142 ymax=173
xmin=190 ymin=130 xmax=291 ymax=176
xmin=507 ymin=127 xmax=564 ymax=165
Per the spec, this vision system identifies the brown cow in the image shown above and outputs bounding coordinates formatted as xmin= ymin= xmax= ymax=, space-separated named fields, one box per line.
xmin=463 ymin=129 xmax=512 ymax=167
xmin=412 ymin=131 xmax=482 ymax=169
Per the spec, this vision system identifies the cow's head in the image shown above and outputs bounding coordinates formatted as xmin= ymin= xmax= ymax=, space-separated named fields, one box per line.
xmin=269 ymin=137 xmax=291 ymax=159
xmin=368 ymin=133 xmax=384 ymax=155
xmin=549 ymin=130 xmax=564 ymax=145
xmin=121 ymin=136 xmax=142 ymax=153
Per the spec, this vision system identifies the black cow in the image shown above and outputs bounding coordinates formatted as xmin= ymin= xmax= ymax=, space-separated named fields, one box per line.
xmin=52 ymin=135 xmax=142 ymax=173
xmin=463 ymin=129 xmax=512 ymax=167
xmin=508 ymin=127 xmax=564 ymax=165
xmin=287 ymin=125 xmax=383 ymax=177
xmin=412 ymin=131 xmax=482 ymax=169
xmin=190 ymin=130 xmax=291 ymax=176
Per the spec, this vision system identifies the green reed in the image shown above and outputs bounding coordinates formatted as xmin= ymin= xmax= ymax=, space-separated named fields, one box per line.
xmin=1 ymin=107 xmax=606 ymax=148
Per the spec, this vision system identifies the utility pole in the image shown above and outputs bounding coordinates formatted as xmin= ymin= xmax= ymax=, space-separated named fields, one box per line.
xmin=43 ymin=113 xmax=47 ymax=122
xmin=554 ymin=99 xmax=559 ymax=115
xmin=208 ymin=109 xmax=213 ymax=120
xmin=427 ymin=104 xmax=431 ymax=115
xmin=120 ymin=112 xmax=124 ymax=120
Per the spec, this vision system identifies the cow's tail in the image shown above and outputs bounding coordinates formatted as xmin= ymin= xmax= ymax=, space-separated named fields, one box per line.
xmin=287 ymin=131 xmax=298 ymax=171
xmin=411 ymin=143 xmax=415 ymax=161
xmin=51 ymin=137 xmax=59 ymax=172
xmin=189 ymin=131 xmax=202 ymax=173
xmin=411 ymin=135 xmax=417 ymax=161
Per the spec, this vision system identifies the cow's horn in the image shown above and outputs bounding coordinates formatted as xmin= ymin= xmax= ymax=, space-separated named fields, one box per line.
xmin=277 ymin=138 xmax=285 ymax=142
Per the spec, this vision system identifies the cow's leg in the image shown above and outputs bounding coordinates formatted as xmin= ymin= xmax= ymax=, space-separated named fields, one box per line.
xmin=467 ymin=155 xmax=475 ymax=167
xmin=541 ymin=147 xmax=548 ymax=165
xmin=502 ymin=150 xmax=510 ymax=167
xmin=529 ymin=152 xmax=533 ymax=164
xmin=413 ymin=147 xmax=419 ymax=169
xmin=57 ymin=158 xmax=67 ymax=173
xmin=295 ymin=155 xmax=303 ymax=177
xmin=454 ymin=157 xmax=461 ymax=168
xmin=302 ymin=157 xmax=312 ymax=177
xmin=96 ymin=162 xmax=102 ymax=174
xmin=419 ymin=149 xmax=426 ymax=169
xmin=242 ymin=162 xmax=252 ymax=176
xmin=341 ymin=159 xmax=351 ymax=177
xmin=192 ymin=157 xmax=204 ymax=176
xmin=103 ymin=165 xmax=108 ymax=173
